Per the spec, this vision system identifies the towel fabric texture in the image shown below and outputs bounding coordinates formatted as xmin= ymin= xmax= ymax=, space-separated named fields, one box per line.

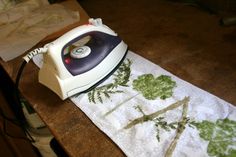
xmin=70 ymin=51 xmax=236 ymax=157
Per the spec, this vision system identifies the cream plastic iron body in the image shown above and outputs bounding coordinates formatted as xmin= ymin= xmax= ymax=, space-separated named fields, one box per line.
xmin=38 ymin=18 xmax=128 ymax=100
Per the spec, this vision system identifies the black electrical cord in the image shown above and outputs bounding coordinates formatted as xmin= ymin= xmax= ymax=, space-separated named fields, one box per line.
xmin=4 ymin=44 xmax=50 ymax=142
xmin=15 ymin=60 xmax=27 ymax=90
xmin=15 ymin=60 xmax=27 ymax=125
xmin=12 ymin=60 xmax=35 ymax=142
xmin=0 ymin=64 xmax=33 ymax=142
xmin=14 ymin=60 xmax=36 ymax=143
xmin=1 ymin=42 xmax=52 ymax=145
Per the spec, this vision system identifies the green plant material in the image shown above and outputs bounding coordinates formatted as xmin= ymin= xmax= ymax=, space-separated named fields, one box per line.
xmin=132 ymin=74 xmax=176 ymax=100
xmin=113 ymin=59 xmax=132 ymax=87
xmin=104 ymin=74 xmax=177 ymax=117
xmin=87 ymin=59 xmax=132 ymax=104
xmin=192 ymin=118 xmax=236 ymax=157
xmin=134 ymin=105 xmax=146 ymax=116
xmin=87 ymin=83 xmax=123 ymax=104
xmin=126 ymin=96 xmax=190 ymax=151
xmin=154 ymin=117 xmax=178 ymax=142
xmin=103 ymin=93 xmax=139 ymax=117
xmin=165 ymin=98 xmax=189 ymax=157
xmin=133 ymin=105 xmax=182 ymax=142
xmin=124 ymin=97 xmax=190 ymax=129
xmin=134 ymin=105 xmax=151 ymax=122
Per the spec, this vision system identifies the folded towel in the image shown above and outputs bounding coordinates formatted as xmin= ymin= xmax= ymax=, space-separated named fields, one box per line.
xmin=70 ymin=51 xmax=236 ymax=157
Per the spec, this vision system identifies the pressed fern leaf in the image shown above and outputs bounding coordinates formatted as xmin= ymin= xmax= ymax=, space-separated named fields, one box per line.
xmin=88 ymin=59 xmax=132 ymax=104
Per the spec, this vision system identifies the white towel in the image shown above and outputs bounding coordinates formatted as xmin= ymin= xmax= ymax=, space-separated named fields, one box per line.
xmin=70 ymin=51 xmax=236 ymax=157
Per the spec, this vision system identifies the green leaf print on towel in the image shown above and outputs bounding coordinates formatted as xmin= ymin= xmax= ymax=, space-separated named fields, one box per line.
xmin=124 ymin=97 xmax=190 ymax=157
xmin=104 ymin=74 xmax=177 ymax=116
xmin=133 ymin=74 xmax=176 ymax=100
xmin=193 ymin=118 xmax=236 ymax=157
xmin=87 ymin=59 xmax=132 ymax=104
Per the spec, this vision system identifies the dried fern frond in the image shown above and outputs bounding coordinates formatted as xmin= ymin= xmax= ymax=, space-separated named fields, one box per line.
xmin=88 ymin=59 xmax=132 ymax=104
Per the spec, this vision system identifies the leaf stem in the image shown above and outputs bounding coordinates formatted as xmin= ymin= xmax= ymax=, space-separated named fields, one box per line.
xmin=123 ymin=97 xmax=190 ymax=129
xmin=103 ymin=93 xmax=140 ymax=117
xmin=164 ymin=97 xmax=189 ymax=157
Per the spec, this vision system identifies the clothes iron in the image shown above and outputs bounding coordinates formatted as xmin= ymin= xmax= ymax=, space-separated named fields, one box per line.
xmin=38 ymin=18 xmax=128 ymax=100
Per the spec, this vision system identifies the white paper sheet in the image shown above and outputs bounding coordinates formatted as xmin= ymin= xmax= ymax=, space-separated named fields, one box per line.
xmin=0 ymin=0 xmax=21 ymax=12
xmin=0 ymin=0 xmax=79 ymax=61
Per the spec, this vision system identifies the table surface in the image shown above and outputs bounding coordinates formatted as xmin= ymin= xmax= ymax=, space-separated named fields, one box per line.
xmin=1 ymin=0 xmax=236 ymax=157
xmin=0 ymin=0 xmax=125 ymax=156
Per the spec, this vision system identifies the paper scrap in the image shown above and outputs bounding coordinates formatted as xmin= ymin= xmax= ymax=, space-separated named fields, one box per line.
xmin=0 ymin=0 xmax=79 ymax=61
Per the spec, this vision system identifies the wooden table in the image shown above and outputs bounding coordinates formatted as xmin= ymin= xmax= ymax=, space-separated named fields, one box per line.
xmin=0 ymin=0 xmax=125 ymax=156
xmin=1 ymin=0 xmax=236 ymax=157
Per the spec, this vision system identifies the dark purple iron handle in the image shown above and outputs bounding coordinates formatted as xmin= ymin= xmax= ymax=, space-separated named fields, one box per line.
xmin=62 ymin=31 xmax=122 ymax=76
